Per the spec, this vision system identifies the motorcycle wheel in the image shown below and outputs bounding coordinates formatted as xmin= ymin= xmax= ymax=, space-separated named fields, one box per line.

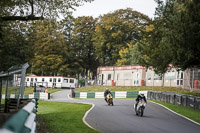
xmin=135 ymin=106 xmax=138 ymax=115
xmin=140 ymin=108 xmax=143 ymax=117
xmin=111 ymin=101 xmax=114 ymax=106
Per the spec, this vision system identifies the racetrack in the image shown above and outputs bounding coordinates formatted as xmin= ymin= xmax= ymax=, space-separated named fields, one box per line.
xmin=50 ymin=90 xmax=200 ymax=133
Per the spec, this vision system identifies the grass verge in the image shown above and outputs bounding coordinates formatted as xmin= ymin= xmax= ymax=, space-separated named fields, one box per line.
xmin=151 ymin=100 xmax=200 ymax=124
xmin=37 ymin=100 xmax=99 ymax=133
xmin=75 ymin=86 xmax=200 ymax=97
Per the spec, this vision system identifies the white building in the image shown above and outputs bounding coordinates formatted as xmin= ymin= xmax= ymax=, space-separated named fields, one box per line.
xmin=97 ymin=65 xmax=200 ymax=90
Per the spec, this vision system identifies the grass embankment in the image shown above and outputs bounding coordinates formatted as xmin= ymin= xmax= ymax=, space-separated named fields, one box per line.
xmin=75 ymin=86 xmax=200 ymax=97
xmin=152 ymin=100 xmax=200 ymax=124
xmin=1 ymin=87 xmax=69 ymax=94
xmin=37 ymin=101 xmax=98 ymax=133
xmin=1 ymin=87 xmax=34 ymax=94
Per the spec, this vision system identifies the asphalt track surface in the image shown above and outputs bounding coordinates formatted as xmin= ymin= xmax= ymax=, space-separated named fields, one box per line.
xmin=50 ymin=90 xmax=200 ymax=133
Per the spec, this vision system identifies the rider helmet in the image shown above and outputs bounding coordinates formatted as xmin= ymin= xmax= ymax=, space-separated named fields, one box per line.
xmin=140 ymin=93 xmax=144 ymax=97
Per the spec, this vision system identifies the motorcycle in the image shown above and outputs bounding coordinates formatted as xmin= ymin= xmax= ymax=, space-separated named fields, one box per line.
xmin=106 ymin=93 xmax=114 ymax=106
xmin=135 ymin=99 xmax=146 ymax=117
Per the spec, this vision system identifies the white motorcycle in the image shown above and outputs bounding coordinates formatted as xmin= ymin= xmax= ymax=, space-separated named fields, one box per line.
xmin=134 ymin=99 xmax=146 ymax=117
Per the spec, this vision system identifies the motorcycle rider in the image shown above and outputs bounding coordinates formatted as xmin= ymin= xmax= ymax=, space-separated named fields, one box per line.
xmin=104 ymin=88 xmax=112 ymax=102
xmin=135 ymin=93 xmax=147 ymax=110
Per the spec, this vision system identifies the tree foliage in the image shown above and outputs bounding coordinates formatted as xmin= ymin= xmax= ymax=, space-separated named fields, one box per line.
xmin=136 ymin=0 xmax=200 ymax=75
xmin=71 ymin=16 xmax=98 ymax=78
xmin=0 ymin=22 xmax=31 ymax=71
xmin=28 ymin=20 xmax=68 ymax=76
xmin=94 ymin=8 xmax=150 ymax=66
xmin=0 ymin=0 xmax=94 ymax=21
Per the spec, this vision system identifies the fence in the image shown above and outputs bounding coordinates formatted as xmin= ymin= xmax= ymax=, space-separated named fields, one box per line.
xmin=148 ymin=91 xmax=200 ymax=110
xmin=0 ymin=99 xmax=38 ymax=133
xmin=0 ymin=63 xmax=29 ymax=113
xmin=72 ymin=91 xmax=148 ymax=99
xmin=1 ymin=92 xmax=50 ymax=100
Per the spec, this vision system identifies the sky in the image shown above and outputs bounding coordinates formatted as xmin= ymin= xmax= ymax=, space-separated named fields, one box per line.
xmin=73 ymin=0 xmax=158 ymax=19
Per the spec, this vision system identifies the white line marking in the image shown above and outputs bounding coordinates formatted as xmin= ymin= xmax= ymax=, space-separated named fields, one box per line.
xmin=67 ymin=93 xmax=74 ymax=100
xmin=150 ymin=101 xmax=200 ymax=126
xmin=67 ymin=93 xmax=96 ymax=130
xmin=82 ymin=103 xmax=96 ymax=130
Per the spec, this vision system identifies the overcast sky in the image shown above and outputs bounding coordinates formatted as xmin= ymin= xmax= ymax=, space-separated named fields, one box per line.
xmin=73 ymin=0 xmax=158 ymax=19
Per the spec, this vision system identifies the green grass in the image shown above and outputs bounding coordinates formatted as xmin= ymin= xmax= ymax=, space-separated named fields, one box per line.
xmin=75 ymin=86 xmax=200 ymax=97
xmin=37 ymin=100 xmax=99 ymax=133
xmin=1 ymin=99 xmax=4 ymax=104
xmin=1 ymin=86 xmax=69 ymax=94
xmin=151 ymin=100 xmax=200 ymax=124
xmin=1 ymin=87 xmax=34 ymax=94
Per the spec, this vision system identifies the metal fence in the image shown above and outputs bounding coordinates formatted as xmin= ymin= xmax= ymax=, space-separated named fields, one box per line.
xmin=0 ymin=63 xmax=29 ymax=113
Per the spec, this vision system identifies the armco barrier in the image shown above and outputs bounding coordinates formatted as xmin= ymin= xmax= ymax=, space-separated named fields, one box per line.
xmin=74 ymin=91 xmax=146 ymax=99
xmin=175 ymin=94 xmax=182 ymax=105
xmin=187 ymin=96 xmax=195 ymax=108
xmin=147 ymin=91 xmax=200 ymax=111
xmin=195 ymin=98 xmax=200 ymax=110
xmin=0 ymin=99 xmax=38 ymax=133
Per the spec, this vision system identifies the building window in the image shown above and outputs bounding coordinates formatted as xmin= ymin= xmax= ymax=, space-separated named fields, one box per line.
xmin=154 ymin=74 xmax=162 ymax=80
xmin=42 ymin=78 xmax=44 ymax=82
xmin=64 ymin=79 xmax=68 ymax=83
xmin=198 ymin=72 xmax=200 ymax=80
xmin=27 ymin=78 xmax=29 ymax=81
xmin=146 ymin=72 xmax=151 ymax=80
xmin=124 ymin=73 xmax=131 ymax=80
xmin=50 ymin=78 xmax=52 ymax=82
xmin=53 ymin=78 xmax=56 ymax=82
xmin=70 ymin=79 xmax=74 ymax=83
xmin=108 ymin=74 xmax=112 ymax=80
xmin=31 ymin=78 xmax=33 ymax=82
xmin=58 ymin=78 xmax=61 ymax=82
xmin=35 ymin=78 xmax=37 ymax=81
xmin=165 ymin=72 xmax=175 ymax=80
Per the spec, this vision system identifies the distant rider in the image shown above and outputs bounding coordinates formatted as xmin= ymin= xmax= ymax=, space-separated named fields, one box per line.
xmin=104 ymin=88 xmax=112 ymax=102
xmin=135 ymin=93 xmax=147 ymax=110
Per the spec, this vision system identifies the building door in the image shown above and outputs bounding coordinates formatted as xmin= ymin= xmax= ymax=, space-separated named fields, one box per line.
xmin=133 ymin=72 xmax=140 ymax=86
xmin=177 ymin=71 xmax=184 ymax=86
xmin=53 ymin=78 xmax=56 ymax=88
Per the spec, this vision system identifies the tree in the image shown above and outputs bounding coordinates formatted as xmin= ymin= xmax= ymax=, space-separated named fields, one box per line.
xmin=71 ymin=16 xmax=98 ymax=80
xmin=152 ymin=0 xmax=200 ymax=70
xmin=94 ymin=8 xmax=150 ymax=66
xmin=0 ymin=22 xmax=32 ymax=71
xmin=0 ymin=0 xmax=94 ymax=21
xmin=28 ymin=20 xmax=68 ymax=76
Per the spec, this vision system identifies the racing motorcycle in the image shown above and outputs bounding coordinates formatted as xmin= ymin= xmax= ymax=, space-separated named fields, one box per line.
xmin=106 ymin=93 xmax=114 ymax=106
xmin=135 ymin=99 xmax=146 ymax=117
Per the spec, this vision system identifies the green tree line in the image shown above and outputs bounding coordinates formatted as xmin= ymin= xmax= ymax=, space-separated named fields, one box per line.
xmin=0 ymin=0 xmax=199 ymax=80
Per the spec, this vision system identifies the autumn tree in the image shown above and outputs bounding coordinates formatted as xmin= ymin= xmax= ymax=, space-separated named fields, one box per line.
xmin=28 ymin=20 xmax=68 ymax=76
xmin=94 ymin=8 xmax=150 ymax=66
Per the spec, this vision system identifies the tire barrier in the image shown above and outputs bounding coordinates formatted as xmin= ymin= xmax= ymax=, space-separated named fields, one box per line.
xmin=2 ymin=92 xmax=50 ymax=100
xmin=73 ymin=91 xmax=145 ymax=99
xmin=148 ymin=91 xmax=200 ymax=110
xmin=0 ymin=99 xmax=38 ymax=133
